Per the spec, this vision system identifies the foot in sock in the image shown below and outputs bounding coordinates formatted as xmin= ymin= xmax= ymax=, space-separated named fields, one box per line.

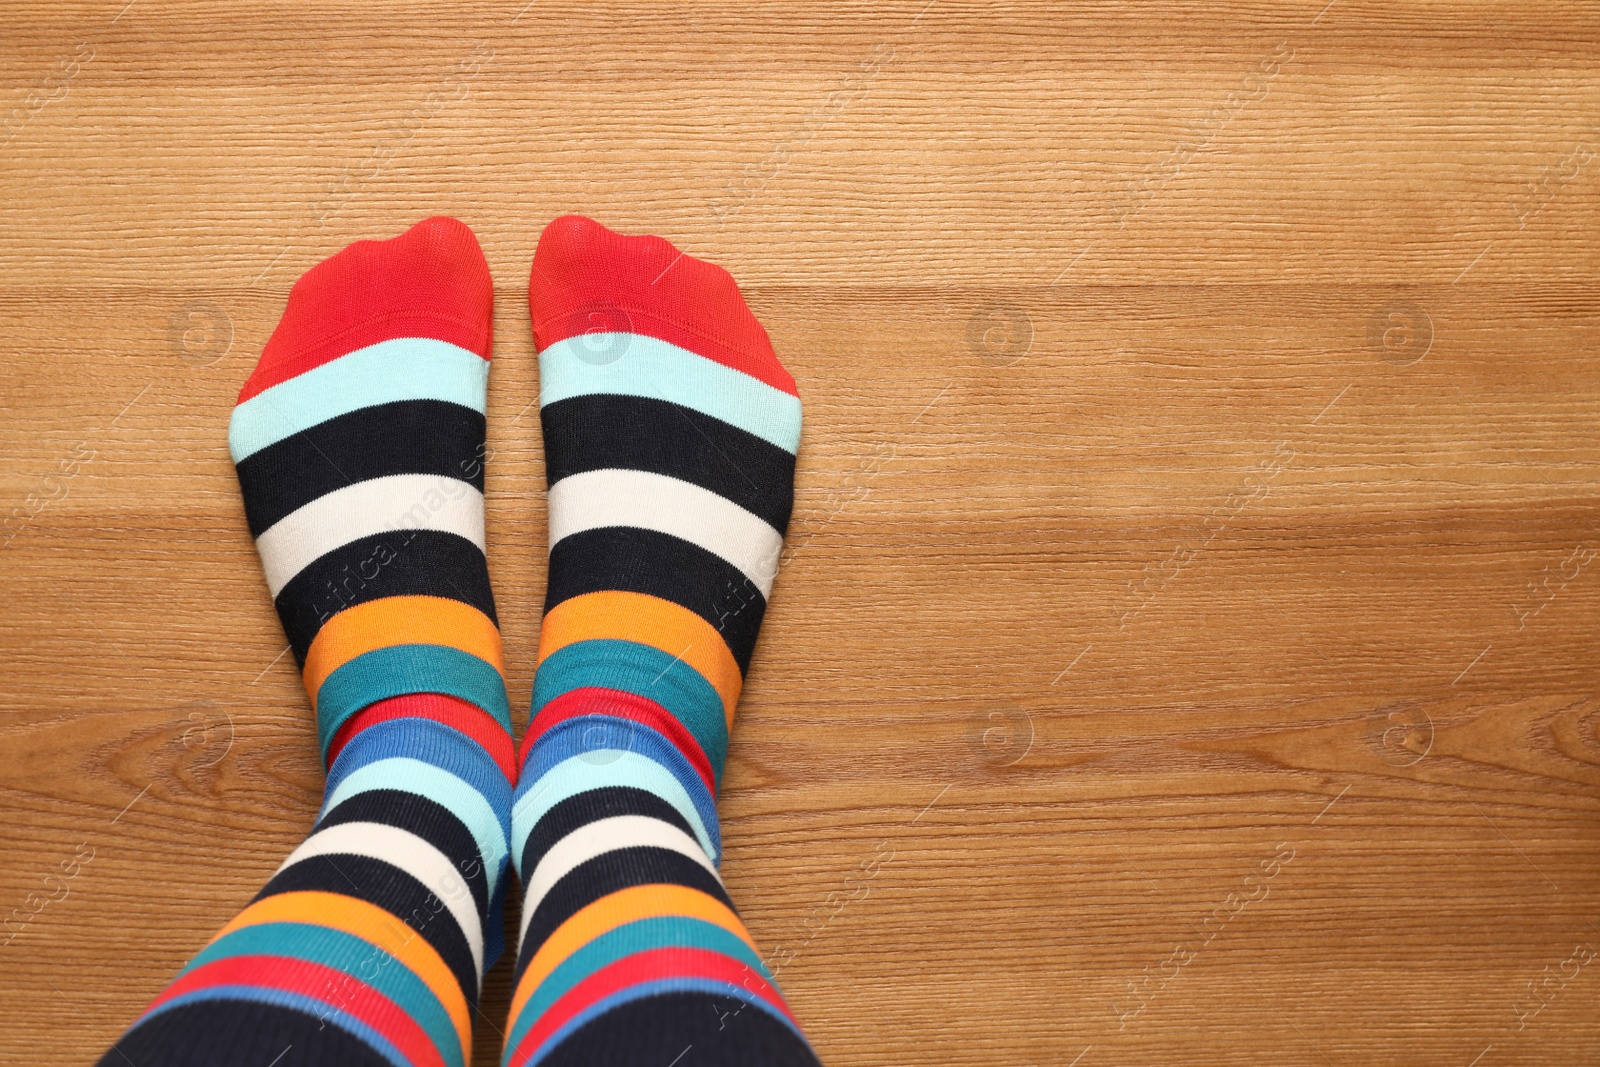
xmin=504 ymin=215 xmax=820 ymax=1067
xmin=100 ymin=217 xmax=514 ymax=1067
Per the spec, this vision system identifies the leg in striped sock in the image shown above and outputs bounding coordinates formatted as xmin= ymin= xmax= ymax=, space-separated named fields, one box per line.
xmin=503 ymin=216 xmax=821 ymax=1067
xmin=100 ymin=217 xmax=514 ymax=1067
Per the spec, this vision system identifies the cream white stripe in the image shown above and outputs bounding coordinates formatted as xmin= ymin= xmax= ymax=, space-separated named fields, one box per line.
xmin=547 ymin=469 xmax=782 ymax=598
xmin=517 ymin=814 xmax=720 ymax=949
xmin=255 ymin=473 xmax=485 ymax=598
xmin=277 ymin=821 xmax=484 ymax=981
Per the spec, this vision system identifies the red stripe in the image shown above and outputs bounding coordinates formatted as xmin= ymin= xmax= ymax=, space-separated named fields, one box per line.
xmin=507 ymin=947 xmax=795 ymax=1067
xmin=528 ymin=215 xmax=797 ymax=397
xmin=146 ymin=954 xmax=446 ymax=1067
xmin=329 ymin=692 xmax=517 ymax=783
xmin=239 ymin=216 xmax=493 ymax=403
xmin=521 ymin=687 xmax=715 ymax=795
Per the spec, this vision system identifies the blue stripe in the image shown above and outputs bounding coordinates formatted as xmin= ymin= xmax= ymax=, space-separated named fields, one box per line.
xmin=538 ymin=333 xmax=801 ymax=454
xmin=503 ymin=917 xmax=769 ymax=1055
xmin=229 ymin=338 xmax=490 ymax=462
xmin=513 ymin=976 xmax=805 ymax=1067
xmin=531 ymin=639 xmax=727 ymax=788
xmin=178 ymin=922 xmax=463 ymax=1067
xmin=316 ymin=643 xmax=511 ymax=759
xmin=511 ymin=750 xmax=719 ymax=872
xmin=136 ymin=985 xmax=410 ymax=1067
xmin=323 ymin=754 xmax=508 ymax=900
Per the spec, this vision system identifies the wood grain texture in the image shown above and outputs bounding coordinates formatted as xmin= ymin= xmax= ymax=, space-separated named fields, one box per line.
xmin=2 ymin=2 xmax=1599 ymax=1065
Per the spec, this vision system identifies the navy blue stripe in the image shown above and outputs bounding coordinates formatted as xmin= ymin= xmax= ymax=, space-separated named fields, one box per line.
xmin=274 ymin=530 xmax=496 ymax=665
xmin=545 ymin=527 xmax=765 ymax=674
xmin=537 ymin=989 xmax=820 ymax=1067
xmin=237 ymin=400 xmax=486 ymax=537
xmin=319 ymin=788 xmax=489 ymax=923
xmin=518 ymin=785 xmax=699 ymax=883
xmin=541 ymin=394 xmax=794 ymax=532
xmin=105 ymin=996 xmax=395 ymax=1067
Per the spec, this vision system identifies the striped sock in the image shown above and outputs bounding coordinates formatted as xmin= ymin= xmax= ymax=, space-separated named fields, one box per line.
xmin=503 ymin=216 xmax=821 ymax=1067
xmin=102 ymin=217 xmax=514 ymax=1067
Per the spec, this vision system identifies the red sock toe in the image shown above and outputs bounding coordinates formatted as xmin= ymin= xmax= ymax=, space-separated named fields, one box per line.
xmin=527 ymin=214 xmax=794 ymax=396
xmin=241 ymin=216 xmax=493 ymax=403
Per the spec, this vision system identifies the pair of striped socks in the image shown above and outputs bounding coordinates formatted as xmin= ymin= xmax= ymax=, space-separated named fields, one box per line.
xmin=100 ymin=216 xmax=818 ymax=1067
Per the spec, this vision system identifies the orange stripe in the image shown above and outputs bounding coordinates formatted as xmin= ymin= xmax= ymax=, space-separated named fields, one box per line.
xmin=508 ymin=883 xmax=755 ymax=1025
xmin=537 ymin=591 xmax=741 ymax=725
xmin=211 ymin=890 xmax=471 ymax=1059
xmin=304 ymin=595 xmax=504 ymax=707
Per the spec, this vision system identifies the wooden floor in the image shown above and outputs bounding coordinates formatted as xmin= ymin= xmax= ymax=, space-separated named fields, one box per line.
xmin=3 ymin=3 xmax=1599 ymax=1064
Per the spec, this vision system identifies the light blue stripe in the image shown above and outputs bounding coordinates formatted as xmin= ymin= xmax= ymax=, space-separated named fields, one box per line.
xmin=316 ymin=643 xmax=511 ymax=758
xmin=539 ymin=333 xmax=801 ymax=454
xmin=229 ymin=338 xmax=489 ymax=462
xmin=531 ymin=638 xmax=728 ymax=788
xmin=137 ymin=985 xmax=409 ymax=1067
xmin=511 ymin=751 xmax=718 ymax=870
xmin=503 ymin=917 xmax=769 ymax=1056
xmin=323 ymin=757 xmax=507 ymax=896
xmin=179 ymin=922 xmax=463 ymax=1067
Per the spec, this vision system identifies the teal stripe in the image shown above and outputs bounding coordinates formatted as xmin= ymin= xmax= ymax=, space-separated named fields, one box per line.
xmin=531 ymin=639 xmax=728 ymax=788
xmin=323 ymin=758 xmax=507 ymax=897
xmin=504 ymin=917 xmax=769 ymax=1056
xmin=316 ymin=644 xmax=511 ymax=757
xmin=180 ymin=921 xmax=464 ymax=1067
xmin=539 ymin=333 xmax=802 ymax=454
xmin=229 ymin=338 xmax=490 ymax=462
xmin=511 ymin=752 xmax=717 ymax=868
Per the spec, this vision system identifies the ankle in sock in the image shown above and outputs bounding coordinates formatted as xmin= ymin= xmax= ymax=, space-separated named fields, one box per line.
xmin=504 ymin=216 xmax=819 ymax=1067
xmin=103 ymin=217 xmax=513 ymax=1067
